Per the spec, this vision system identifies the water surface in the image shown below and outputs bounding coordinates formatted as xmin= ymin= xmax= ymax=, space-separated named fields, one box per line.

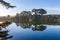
xmin=4 ymin=23 xmax=60 ymax=40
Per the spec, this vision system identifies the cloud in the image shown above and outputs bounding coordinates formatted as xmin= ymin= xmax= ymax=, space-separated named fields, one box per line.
xmin=44 ymin=8 xmax=60 ymax=11
xmin=43 ymin=7 xmax=60 ymax=14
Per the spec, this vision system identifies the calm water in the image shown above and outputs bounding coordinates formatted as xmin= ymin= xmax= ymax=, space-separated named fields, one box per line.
xmin=3 ymin=23 xmax=60 ymax=40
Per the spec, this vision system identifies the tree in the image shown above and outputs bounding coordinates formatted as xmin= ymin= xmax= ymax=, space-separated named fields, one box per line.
xmin=15 ymin=13 xmax=20 ymax=22
xmin=38 ymin=9 xmax=47 ymax=24
xmin=32 ymin=8 xmax=47 ymax=15
xmin=20 ymin=11 xmax=31 ymax=23
xmin=38 ymin=9 xmax=47 ymax=15
xmin=0 ymin=0 xmax=16 ymax=9
xmin=32 ymin=9 xmax=40 ymax=23
xmin=32 ymin=8 xmax=47 ymax=24
xmin=32 ymin=8 xmax=38 ymax=15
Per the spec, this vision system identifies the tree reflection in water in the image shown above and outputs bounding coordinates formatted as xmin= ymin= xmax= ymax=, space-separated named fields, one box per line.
xmin=20 ymin=23 xmax=32 ymax=29
xmin=15 ymin=21 xmax=47 ymax=31
xmin=0 ymin=22 xmax=12 ymax=40
xmin=0 ymin=22 xmax=12 ymax=29
xmin=32 ymin=25 xmax=46 ymax=31
xmin=15 ymin=22 xmax=32 ymax=29
xmin=0 ymin=21 xmax=47 ymax=40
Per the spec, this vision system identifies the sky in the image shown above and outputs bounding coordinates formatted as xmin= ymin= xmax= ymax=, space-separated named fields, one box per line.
xmin=0 ymin=0 xmax=60 ymax=16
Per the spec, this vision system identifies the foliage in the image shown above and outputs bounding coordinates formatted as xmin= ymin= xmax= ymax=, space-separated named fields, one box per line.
xmin=0 ymin=0 xmax=16 ymax=9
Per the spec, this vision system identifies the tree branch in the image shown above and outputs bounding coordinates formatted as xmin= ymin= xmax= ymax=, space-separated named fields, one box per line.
xmin=0 ymin=0 xmax=16 ymax=9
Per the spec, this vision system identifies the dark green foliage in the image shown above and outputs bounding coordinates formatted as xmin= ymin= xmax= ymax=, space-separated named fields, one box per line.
xmin=38 ymin=9 xmax=47 ymax=15
xmin=32 ymin=25 xmax=46 ymax=31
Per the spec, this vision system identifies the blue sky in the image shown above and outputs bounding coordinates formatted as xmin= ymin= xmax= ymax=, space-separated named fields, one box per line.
xmin=0 ymin=0 xmax=60 ymax=16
